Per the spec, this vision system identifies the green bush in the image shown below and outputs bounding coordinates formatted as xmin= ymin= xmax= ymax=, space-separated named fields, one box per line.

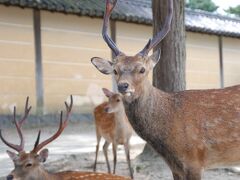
xmin=186 ymin=0 xmax=218 ymax=12
xmin=225 ymin=5 xmax=240 ymax=17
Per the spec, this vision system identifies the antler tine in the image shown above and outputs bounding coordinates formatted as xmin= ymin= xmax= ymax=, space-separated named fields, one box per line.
xmin=0 ymin=106 xmax=26 ymax=152
xmin=32 ymin=95 xmax=73 ymax=153
xmin=0 ymin=116 xmax=23 ymax=152
xmin=13 ymin=106 xmax=25 ymax=152
xmin=19 ymin=96 xmax=32 ymax=127
xmin=31 ymin=112 xmax=65 ymax=153
xmin=13 ymin=97 xmax=32 ymax=152
xmin=102 ymin=0 xmax=122 ymax=56
xmin=64 ymin=95 xmax=73 ymax=119
xmin=0 ymin=130 xmax=23 ymax=152
xmin=33 ymin=130 xmax=41 ymax=150
xmin=138 ymin=0 xmax=173 ymax=56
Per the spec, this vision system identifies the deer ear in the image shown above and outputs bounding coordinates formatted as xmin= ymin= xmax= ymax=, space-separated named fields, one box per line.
xmin=149 ymin=49 xmax=161 ymax=68
xmin=102 ymin=88 xmax=114 ymax=97
xmin=7 ymin=150 xmax=19 ymax=161
xmin=39 ymin=149 xmax=49 ymax=163
xmin=91 ymin=57 xmax=113 ymax=75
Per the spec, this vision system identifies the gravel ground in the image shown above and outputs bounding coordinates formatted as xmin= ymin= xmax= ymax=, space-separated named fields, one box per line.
xmin=0 ymin=121 xmax=239 ymax=180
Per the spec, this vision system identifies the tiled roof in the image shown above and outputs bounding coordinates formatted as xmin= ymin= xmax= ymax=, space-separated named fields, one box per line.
xmin=0 ymin=0 xmax=240 ymax=38
xmin=185 ymin=9 xmax=240 ymax=38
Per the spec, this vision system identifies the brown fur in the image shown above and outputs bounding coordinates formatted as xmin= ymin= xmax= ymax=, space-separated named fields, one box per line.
xmin=58 ymin=171 xmax=131 ymax=179
xmin=2 ymin=96 xmax=131 ymax=180
xmin=93 ymin=90 xmax=133 ymax=178
xmin=91 ymin=54 xmax=240 ymax=180
xmin=6 ymin=140 xmax=131 ymax=180
xmin=94 ymin=102 xmax=116 ymax=142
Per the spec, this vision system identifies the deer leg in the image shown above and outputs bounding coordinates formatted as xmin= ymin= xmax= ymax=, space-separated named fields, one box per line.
xmin=172 ymin=172 xmax=183 ymax=180
xmin=103 ymin=141 xmax=111 ymax=173
xmin=93 ymin=131 xmax=101 ymax=172
xmin=184 ymin=168 xmax=201 ymax=180
xmin=112 ymin=142 xmax=118 ymax=174
xmin=124 ymin=142 xmax=133 ymax=179
xmin=172 ymin=168 xmax=201 ymax=180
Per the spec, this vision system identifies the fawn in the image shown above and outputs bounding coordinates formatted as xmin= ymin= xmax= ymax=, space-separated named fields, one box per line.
xmin=93 ymin=88 xmax=133 ymax=179
xmin=0 ymin=96 xmax=131 ymax=180
xmin=91 ymin=0 xmax=240 ymax=179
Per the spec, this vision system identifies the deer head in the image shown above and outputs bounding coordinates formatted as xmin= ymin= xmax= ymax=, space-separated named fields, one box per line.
xmin=102 ymin=88 xmax=123 ymax=113
xmin=1 ymin=96 xmax=73 ymax=180
xmin=91 ymin=0 xmax=173 ymax=102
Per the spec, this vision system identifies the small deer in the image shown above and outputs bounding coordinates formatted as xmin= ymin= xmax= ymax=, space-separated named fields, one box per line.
xmin=93 ymin=88 xmax=133 ymax=179
xmin=0 ymin=96 xmax=131 ymax=180
xmin=91 ymin=0 xmax=240 ymax=179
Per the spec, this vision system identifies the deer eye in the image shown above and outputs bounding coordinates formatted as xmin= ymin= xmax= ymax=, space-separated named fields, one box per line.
xmin=25 ymin=163 xmax=33 ymax=168
xmin=113 ymin=69 xmax=118 ymax=75
xmin=140 ymin=67 xmax=145 ymax=74
xmin=116 ymin=99 xmax=120 ymax=102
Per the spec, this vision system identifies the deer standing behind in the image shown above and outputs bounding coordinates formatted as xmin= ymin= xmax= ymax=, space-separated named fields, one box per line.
xmin=93 ymin=88 xmax=133 ymax=179
xmin=0 ymin=96 xmax=131 ymax=180
xmin=91 ymin=0 xmax=240 ymax=179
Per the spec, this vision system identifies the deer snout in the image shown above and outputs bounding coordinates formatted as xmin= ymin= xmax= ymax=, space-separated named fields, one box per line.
xmin=118 ymin=83 xmax=129 ymax=93
xmin=6 ymin=175 xmax=14 ymax=180
xmin=104 ymin=106 xmax=110 ymax=113
xmin=104 ymin=105 xmax=114 ymax=113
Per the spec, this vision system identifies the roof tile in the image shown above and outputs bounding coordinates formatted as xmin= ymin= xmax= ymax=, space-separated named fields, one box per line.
xmin=0 ymin=0 xmax=240 ymax=38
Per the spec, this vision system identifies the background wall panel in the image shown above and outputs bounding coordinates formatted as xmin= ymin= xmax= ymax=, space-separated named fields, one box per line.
xmin=116 ymin=22 xmax=152 ymax=55
xmin=186 ymin=32 xmax=220 ymax=89
xmin=0 ymin=7 xmax=239 ymax=115
xmin=41 ymin=12 xmax=112 ymax=113
xmin=223 ymin=37 xmax=240 ymax=87
xmin=0 ymin=6 xmax=35 ymax=114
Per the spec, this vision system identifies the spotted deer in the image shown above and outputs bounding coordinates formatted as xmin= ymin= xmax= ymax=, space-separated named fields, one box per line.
xmin=93 ymin=88 xmax=133 ymax=179
xmin=91 ymin=0 xmax=240 ymax=179
xmin=0 ymin=96 xmax=131 ymax=180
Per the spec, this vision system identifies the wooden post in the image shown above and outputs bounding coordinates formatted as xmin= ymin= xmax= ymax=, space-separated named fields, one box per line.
xmin=218 ymin=36 xmax=224 ymax=88
xmin=33 ymin=9 xmax=44 ymax=115
xmin=110 ymin=20 xmax=118 ymax=91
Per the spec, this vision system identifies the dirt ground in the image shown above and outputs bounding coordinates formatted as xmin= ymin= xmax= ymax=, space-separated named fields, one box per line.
xmin=0 ymin=121 xmax=239 ymax=180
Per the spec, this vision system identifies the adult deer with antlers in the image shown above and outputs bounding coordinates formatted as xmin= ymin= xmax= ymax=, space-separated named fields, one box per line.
xmin=91 ymin=0 xmax=240 ymax=179
xmin=93 ymin=88 xmax=133 ymax=178
xmin=0 ymin=96 xmax=131 ymax=180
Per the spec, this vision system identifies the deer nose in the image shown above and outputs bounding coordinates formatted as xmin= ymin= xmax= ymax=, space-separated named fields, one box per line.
xmin=104 ymin=106 xmax=110 ymax=113
xmin=6 ymin=175 xmax=14 ymax=180
xmin=118 ymin=83 xmax=129 ymax=93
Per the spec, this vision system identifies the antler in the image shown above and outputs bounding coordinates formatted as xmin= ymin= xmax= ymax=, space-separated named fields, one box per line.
xmin=0 ymin=97 xmax=32 ymax=152
xmin=102 ymin=0 xmax=122 ymax=56
xmin=32 ymin=95 xmax=73 ymax=153
xmin=19 ymin=97 xmax=32 ymax=127
xmin=138 ymin=0 xmax=173 ymax=56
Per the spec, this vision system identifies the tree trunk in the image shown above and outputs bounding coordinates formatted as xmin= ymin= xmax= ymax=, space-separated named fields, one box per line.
xmin=153 ymin=0 xmax=186 ymax=92
xmin=140 ymin=0 xmax=186 ymax=158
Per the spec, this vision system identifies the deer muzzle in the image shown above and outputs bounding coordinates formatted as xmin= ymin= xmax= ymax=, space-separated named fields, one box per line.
xmin=6 ymin=175 xmax=14 ymax=180
xmin=104 ymin=106 xmax=110 ymax=113
xmin=118 ymin=83 xmax=129 ymax=93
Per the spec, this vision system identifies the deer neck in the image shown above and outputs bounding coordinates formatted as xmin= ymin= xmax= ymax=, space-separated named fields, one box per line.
xmin=114 ymin=104 xmax=128 ymax=130
xmin=28 ymin=166 xmax=60 ymax=180
xmin=123 ymin=80 xmax=173 ymax=145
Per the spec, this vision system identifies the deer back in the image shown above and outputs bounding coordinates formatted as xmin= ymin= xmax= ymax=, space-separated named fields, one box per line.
xmin=56 ymin=171 xmax=131 ymax=180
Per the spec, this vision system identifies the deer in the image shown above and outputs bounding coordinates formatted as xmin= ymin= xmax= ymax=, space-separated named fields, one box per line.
xmin=93 ymin=88 xmax=133 ymax=179
xmin=0 ymin=96 xmax=131 ymax=180
xmin=90 ymin=0 xmax=240 ymax=179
